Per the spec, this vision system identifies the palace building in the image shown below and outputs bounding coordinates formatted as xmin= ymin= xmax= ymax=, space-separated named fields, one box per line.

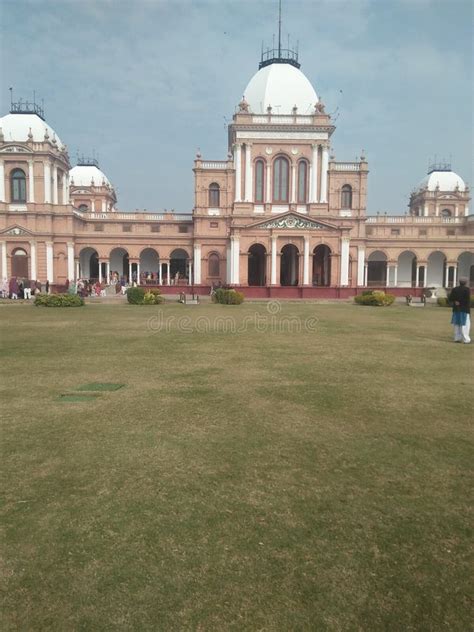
xmin=0 ymin=43 xmax=472 ymax=297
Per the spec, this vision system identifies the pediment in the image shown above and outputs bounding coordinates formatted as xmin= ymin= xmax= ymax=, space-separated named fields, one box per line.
xmin=71 ymin=189 xmax=91 ymax=194
xmin=1 ymin=225 xmax=33 ymax=237
xmin=0 ymin=144 xmax=30 ymax=153
xmin=247 ymin=212 xmax=339 ymax=231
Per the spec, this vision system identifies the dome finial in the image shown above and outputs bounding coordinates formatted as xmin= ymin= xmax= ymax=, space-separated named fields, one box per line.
xmin=238 ymin=96 xmax=249 ymax=113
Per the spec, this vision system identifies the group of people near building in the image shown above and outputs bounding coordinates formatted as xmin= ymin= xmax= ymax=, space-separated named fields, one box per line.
xmin=1 ymin=277 xmax=49 ymax=299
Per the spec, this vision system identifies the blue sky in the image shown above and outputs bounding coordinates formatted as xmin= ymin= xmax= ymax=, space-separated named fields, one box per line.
xmin=1 ymin=0 xmax=472 ymax=214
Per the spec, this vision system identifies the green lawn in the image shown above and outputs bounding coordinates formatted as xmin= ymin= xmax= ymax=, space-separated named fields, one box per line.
xmin=1 ymin=301 xmax=472 ymax=631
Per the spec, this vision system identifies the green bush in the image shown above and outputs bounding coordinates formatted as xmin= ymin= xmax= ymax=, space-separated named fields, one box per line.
xmin=34 ymin=293 xmax=84 ymax=307
xmin=437 ymin=297 xmax=450 ymax=307
xmin=354 ymin=290 xmax=395 ymax=306
xmin=143 ymin=290 xmax=164 ymax=305
xmin=212 ymin=288 xmax=244 ymax=305
xmin=126 ymin=287 xmax=146 ymax=304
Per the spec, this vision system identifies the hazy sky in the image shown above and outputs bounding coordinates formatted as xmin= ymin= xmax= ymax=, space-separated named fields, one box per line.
xmin=1 ymin=0 xmax=472 ymax=214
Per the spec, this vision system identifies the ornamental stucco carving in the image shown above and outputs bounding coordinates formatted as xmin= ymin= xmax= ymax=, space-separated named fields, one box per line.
xmin=253 ymin=214 xmax=331 ymax=230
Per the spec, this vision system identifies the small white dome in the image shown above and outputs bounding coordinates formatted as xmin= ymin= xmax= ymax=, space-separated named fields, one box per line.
xmin=69 ymin=165 xmax=111 ymax=188
xmin=244 ymin=63 xmax=318 ymax=115
xmin=0 ymin=113 xmax=63 ymax=146
xmin=417 ymin=170 xmax=466 ymax=192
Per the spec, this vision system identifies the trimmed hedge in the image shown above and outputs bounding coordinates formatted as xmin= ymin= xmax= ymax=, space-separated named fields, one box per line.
xmin=354 ymin=290 xmax=395 ymax=306
xmin=212 ymin=288 xmax=244 ymax=305
xmin=438 ymin=296 xmax=474 ymax=308
xmin=127 ymin=287 xmax=163 ymax=305
xmin=34 ymin=293 xmax=84 ymax=307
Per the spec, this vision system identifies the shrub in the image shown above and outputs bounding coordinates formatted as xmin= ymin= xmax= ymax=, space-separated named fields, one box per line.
xmin=437 ymin=297 xmax=450 ymax=307
xmin=143 ymin=290 xmax=164 ymax=305
xmin=354 ymin=290 xmax=395 ymax=306
xmin=212 ymin=288 xmax=244 ymax=305
xmin=126 ymin=287 xmax=146 ymax=304
xmin=34 ymin=293 xmax=84 ymax=307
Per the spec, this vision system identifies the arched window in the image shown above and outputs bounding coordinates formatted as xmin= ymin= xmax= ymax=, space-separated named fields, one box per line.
xmin=440 ymin=208 xmax=452 ymax=217
xmin=78 ymin=204 xmax=89 ymax=212
xmin=11 ymin=169 xmax=27 ymax=203
xmin=255 ymin=159 xmax=265 ymax=203
xmin=297 ymin=161 xmax=308 ymax=203
xmin=341 ymin=184 xmax=352 ymax=209
xmin=273 ymin=156 xmax=289 ymax=203
xmin=209 ymin=183 xmax=220 ymax=207
xmin=208 ymin=253 xmax=220 ymax=277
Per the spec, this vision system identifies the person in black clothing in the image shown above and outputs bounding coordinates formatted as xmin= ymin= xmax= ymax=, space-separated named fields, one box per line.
xmin=448 ymin=278 xmax=471 ymax=344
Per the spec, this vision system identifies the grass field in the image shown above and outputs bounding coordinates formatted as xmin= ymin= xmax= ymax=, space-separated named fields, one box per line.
xmin=1 ymin=300 xmax=472 ymax=631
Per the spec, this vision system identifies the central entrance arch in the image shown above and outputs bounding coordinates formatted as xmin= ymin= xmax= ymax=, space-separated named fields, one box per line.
xmin=367 ymin=251 xmax=387 ymax=286
xmin=280 ymin=244 xmax=299 ymax=286
xmin=170 ymin=249 xmax=189 ymax=283
xmin=11 ymin=248 xmax=29 ymax=278
xmin=248 ymin=244 xmax=267 ymax=286
xmin=110 ymin=248 xmax=129 ymax=279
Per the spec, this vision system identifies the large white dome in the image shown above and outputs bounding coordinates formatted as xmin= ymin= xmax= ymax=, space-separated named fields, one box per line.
xmin=417 ymin=170 xmax=466 ymax=192
xmin=243 ymin=63 xmax=318 ymax=115
xmin=69 ymin=165 xmax=111 ymax=188
xmin=0 ymin=113 xmax=63 ymax=147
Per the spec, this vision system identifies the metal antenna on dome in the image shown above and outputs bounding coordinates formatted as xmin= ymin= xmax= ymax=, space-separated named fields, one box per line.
xmin=278 ymin=0 xmax=282 ymax=58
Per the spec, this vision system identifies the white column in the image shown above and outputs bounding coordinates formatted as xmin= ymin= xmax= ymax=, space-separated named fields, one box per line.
xmin=29 ymin=241 xmax=37 ymax=280
xmin=231 ymin=236 xmax=240 ymax=284
xmin=106 ymin=261 xmax=110 ymax=283
xmin=193 ymin=244 xmax=201 ymax=284
xmin=166 ymin=261 xmax=170 ymax=286
xmin=454 ymin=205 xmax=459 ymax=217
xmin=424 ymin=205 xmax=429 ymax=217
xmin=0 ymin=160 xmax=5 ymax=202
xmin=340 ymin=237 xmax=350 ymax=286
xmin=101 ymin=199 xmax=106 ymax=213
xmin=128 ymin=262 xmax=132 ymax=282
xmin=98 ymin=261 xmax=103 ymax=283
xmin=159 ymin=262 xmax=163 ymax=285
xmin=444 ymin=265 xmax=449 ymax=287
xmin=320 ymin=145 xmax=329 ymax=203
xmin=386 ymin=265 xmax=391 ymax=287
xmin=28 ymin=160 xmax=35 ymax=203
xmin=453 ymin=265 xmax=457 ymax=287
xmin=291 ymin=163 xmax=297 ymax=203
xmin=46 ymin=242 xmax=54 ymax=283
xmin=271 ymin=237 xmax=277 ymax=285
xmin=188 ymin=261 xmax=193 ymax=285
xmin=62 ymin=172 xmax=67 ymax=205
xmin=415 ymin=265 xmax=420 ymax=288
xmin=91 ymin=199 xmax=95 ymax=213
xmin=52 ymin=164 xmax=58 ymax=204
xmin=244 ymin=144 xmax=252 ymax=202
xmin=44 ymin=162 xmax=51 ymax=203
xmin=310 ymin=144 xmax=319 ymax=203
xmin=357 ymin=247 xmax=365 ymax=286
xmin=364 ymin=264 xmax=368 ymax=287
xmin=234 ymin=143 xmax=242 ymax=202
xmin=435 ymin=204 xmax=439 ymax=216
xmin=265 ymin=163 xmax=271 ymax=203
xmin=303 ymin=237 xmax=310 ymax=285
xmin=67 ymin=242 xmax=74 ymax=282
xmin=75 ymin=260 xmax=80 ymax=281
xmin=394 ymin=265 xmax=398 ymax=287
xmin=137 ymin=263 xmax=141 ymax=283
xmin=1 ymin=241 xmax=7 ymax=277
xmin=465 ymin=206 xmax=469 ymax=216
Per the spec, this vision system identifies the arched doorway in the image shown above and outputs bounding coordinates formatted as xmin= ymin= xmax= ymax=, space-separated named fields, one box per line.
xmin=110 ymin=248 xmax=129 ymax=279
xmin=367 ymin=251 xmax=387 ymax=286
xmin=426 ymin=251 xmax=446 ymax=287
xmin=248 ymin=244 xmax=267 ymax=286
xmin=11 ymin=248 xmax=29 ymax=278
xmin=457 ymin=251 xmax=473 ymax=286
xmin=170 ymin=249 xmax=189 ymax=283
xmin=140 ymin=248 xmax=160 ymax=282
xmin=79 ymin=247 xmax=99 ymax=280
xmin=280 ymin=244 xmax=299 ymax=286
xmin=397 ymin=251 xmax=417 ymax=287
xmin=312 ymin=245 xmax=331 ymax=286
